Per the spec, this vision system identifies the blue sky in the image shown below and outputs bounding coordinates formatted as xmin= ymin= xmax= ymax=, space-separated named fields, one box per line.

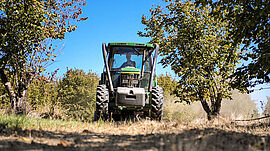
xmin=48 ymin=0 xmax=269 ymax=113
xmin=49 ymin=0 xmax=169 ymax=76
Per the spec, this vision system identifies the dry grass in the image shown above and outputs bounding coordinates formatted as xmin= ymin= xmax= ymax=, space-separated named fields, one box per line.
xmin=163 ymin=94 xmax=205 ymax=122
xmin=1 ymin=114 xmax=269 ymax=136
xmin=0 ymin=89 xmax=266 ymax=150
xmin=0 ymin=90 xmax=259 ymax=134
xmin=0 ymin=114 xmax=270 ymax=150
xmin=163 ymin=90 xmax=259 ymax=122
xmin=220 ymin=90 xmax=259 ymax=120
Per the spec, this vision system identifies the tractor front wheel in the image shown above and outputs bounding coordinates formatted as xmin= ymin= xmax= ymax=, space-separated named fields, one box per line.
xmin=151 ymin=86 xmax=164 ymax=121
xmin=94 ymin=84 xmax=109 ymax=121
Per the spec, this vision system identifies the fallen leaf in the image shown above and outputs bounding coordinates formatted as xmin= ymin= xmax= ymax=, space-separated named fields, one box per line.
xmin=20 ymin=137 xmax=31 ymax=143
xmin=60 ymin=140 xmax=69 ymax=147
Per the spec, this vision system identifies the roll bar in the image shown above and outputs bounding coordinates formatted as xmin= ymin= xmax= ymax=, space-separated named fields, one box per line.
xmin=148 ymin=44 xmax=159 ymax=92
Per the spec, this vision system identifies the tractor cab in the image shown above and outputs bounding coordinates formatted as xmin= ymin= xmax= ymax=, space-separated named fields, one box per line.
xmin=107 ymin=43 xmax=154 ymax=90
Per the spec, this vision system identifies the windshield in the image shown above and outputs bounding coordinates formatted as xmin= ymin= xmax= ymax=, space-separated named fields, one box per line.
xmin=109 ymin=46 xmax=153 ymax=90
xmin=109 ymin=46 xmax=152 ymax=71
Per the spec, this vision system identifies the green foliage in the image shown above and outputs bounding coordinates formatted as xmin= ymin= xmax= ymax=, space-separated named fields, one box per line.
xmin=58 ymin=68 xmax=99 ymax=121
xmin=157 ymin=73 xmax=177 ymax=96
xmin=26 ymin=68 xmax=99 ymax=121
xmin=0 ymin=114 xmax=32 ymax=131
xmin=139 ymin=0 xmax=241 ymax=120
xmin=0 ymin=114 xmax=84 ymax=131
xmin=0 ymin=0 xmax=87 ymax=114
xmin=196 ymin=0 xmax=270 ymax=89
xmin=27 ymin=77 xmax=59 ymax=117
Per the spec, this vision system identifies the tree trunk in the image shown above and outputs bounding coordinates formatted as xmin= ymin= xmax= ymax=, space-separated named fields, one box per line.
xmin=200 ymin=94 xmax=222 ymax=121
xmin=16 ymin=71 xmax=34 ymax=114
xmin=0 ymin=68 xmax=34 ymax=114
xmin=206 ymin=111 xmax=219 ymax=121
xmin=0 ymin=68 xmax=17 ymax=114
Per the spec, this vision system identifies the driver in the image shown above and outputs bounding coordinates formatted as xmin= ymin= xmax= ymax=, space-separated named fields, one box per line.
xmin=120 ymin=53 xmax=136 ymax=68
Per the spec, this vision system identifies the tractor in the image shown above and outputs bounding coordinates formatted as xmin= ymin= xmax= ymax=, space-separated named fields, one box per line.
xmin=94 ymin=42 xmax=163 ymax=121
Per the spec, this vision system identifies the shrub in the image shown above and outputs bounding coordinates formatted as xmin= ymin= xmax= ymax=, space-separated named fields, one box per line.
xmin=26 ymin=68 xmax=100 ymax=121
xmin=27 ymin=77 xmax=61 ymax=118
xmin=157 ymin=73 xmax=178 ymax=96
xmin=57 ymin=68 xmax=99 ymax=121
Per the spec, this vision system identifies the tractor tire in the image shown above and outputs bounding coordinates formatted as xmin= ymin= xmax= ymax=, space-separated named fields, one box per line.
xmin=94 ymin=84 xmax=109 ymax=121
xmin=151 ymin=86 xmax=164 ymax=121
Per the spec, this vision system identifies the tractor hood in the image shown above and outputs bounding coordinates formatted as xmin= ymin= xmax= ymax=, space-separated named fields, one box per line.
xmin=120 ymin=67 xmax=140 ymax=74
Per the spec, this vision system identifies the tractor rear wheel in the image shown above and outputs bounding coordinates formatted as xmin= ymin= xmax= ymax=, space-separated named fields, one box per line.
xmin=151 ymin=86 xmax=164 ymax=120
xmin=94 ymin=84 xmax=109 ymax=121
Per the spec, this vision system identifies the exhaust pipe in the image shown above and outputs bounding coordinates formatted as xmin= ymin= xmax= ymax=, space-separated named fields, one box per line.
xmin=102 ymin=43 xmax=114 ymax=92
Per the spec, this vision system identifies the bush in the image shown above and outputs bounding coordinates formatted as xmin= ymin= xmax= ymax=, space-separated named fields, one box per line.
xmin=27 ymin=77 xmax=60 ymax=117
xmin=57 ymin=68 xmax=99 ymax=121
xmin=26 ymin=68 xmax=99 ymax=121
xmin=157 ymin=73 xmax=178 ymax=96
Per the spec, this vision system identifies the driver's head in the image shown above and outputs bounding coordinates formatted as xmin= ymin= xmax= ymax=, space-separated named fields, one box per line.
xmin=126 ymin=53 xmax=131 ymax=61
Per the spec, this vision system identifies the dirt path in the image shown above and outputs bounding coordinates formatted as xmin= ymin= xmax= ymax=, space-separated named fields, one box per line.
xmin=0 ymin=120 xmax=269 ymax=151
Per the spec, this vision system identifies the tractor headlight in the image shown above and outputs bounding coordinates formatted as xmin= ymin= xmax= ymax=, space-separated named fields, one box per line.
xmin=122 ymin=79 xmax=129 ymax=84
xmin=132 ymin=79 xmax=138 ymax=85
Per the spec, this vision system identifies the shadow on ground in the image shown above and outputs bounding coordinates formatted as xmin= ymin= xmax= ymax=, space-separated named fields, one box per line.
xmin=0 ymin=123 xmax=269 ymax=151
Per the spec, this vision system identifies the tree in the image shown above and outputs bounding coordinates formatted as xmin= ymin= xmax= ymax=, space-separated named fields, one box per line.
xmin=0 ymin=0 xmax=87 ymax=114
xmin=57 ymin=68 xmax=99 ymax=121
xmin=263 ymin=96 xmax=270 ymax=116
xmin=157 ymin=73 xmax=178 ymax=96
xmin=195 ymin=0 xmax=270 ymax=90
xmin=139 ymin=0 xmax=241 ymax=120
xmin=0 ymin=78 xmax=9 ymax=110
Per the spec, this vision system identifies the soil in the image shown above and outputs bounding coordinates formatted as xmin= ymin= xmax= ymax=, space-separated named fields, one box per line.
xmin=0 ymin=119 xmax=269 ymax=151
